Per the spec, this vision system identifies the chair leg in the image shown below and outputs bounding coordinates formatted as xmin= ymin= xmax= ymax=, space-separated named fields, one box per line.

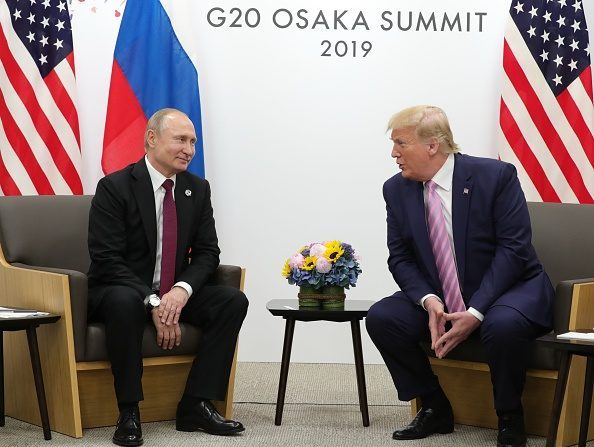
xmin=26 ymin=327 xmax=51 ymax=440
xmin=578 ymin=356 xmax=594 ymax=447
xmin=350 ymin=319 xmax=369 ymax=427
xmin=275 ymin=318 xmax=295 ymax=426
xmin=0 ymin=331 xmax=4 ymax=427
xmin=546 ymin=351 xmax=571 ymax=447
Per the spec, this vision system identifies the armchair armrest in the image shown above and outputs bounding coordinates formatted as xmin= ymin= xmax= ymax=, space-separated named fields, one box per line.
xmin=554 ymin=278 xmax=594 ymax=333
xmin=12 ymin=263 xmax=88 ymax=361
xmin=208 ymin=264 xmax=245 ymax=290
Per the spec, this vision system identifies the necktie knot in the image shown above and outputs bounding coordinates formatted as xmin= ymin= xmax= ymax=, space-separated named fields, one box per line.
xmin=162 ymin=179 xmax=174 ymax=192
xmin=425 ymin=179 xmax=436 ymax=193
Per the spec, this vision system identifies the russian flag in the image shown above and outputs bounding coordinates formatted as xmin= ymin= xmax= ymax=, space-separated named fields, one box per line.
xmin=102 ymin=0 xmax=204 ymax=177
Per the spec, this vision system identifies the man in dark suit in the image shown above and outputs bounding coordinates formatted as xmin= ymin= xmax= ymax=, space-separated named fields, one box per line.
xmin=88 ymin=108 xmax=248 ymax=446
xmin=366 ymin=105 xmax=553 ymax=447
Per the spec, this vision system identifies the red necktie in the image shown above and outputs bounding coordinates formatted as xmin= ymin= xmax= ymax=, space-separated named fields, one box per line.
xmin=425 ymin=180 xmax=466 ymax=313
xmin=160 ymin=179 xmax=177 ymax=297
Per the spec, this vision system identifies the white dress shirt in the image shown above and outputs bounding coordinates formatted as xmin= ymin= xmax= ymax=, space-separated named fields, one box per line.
xmin=419 ymin=153 xmax=483 ymax=321
xmin=145 ymin=157 xmax=193 ymax=298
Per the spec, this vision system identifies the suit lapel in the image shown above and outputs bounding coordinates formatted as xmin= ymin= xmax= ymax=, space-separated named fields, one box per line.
xmin=131 ymin=160 xmax=158 ymax=260
xmin=452 ymin=154 xmax=472 ymax=290
xmin=174 ymin=173 xmax=193 ymax=267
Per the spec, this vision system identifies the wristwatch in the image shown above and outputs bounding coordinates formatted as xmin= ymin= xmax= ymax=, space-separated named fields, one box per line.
xmin=144 ymin=293 xmax=161 ymax=312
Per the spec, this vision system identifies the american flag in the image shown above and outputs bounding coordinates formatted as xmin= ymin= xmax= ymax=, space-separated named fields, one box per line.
xmin=499 ymin=0 xmax=594 ymax=204
xmin=0 ymin=0 xmax=82 ymax=195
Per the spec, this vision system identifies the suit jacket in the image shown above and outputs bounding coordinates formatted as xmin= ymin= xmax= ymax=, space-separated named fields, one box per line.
xmin=87 ymin=158 xmax=220 ymax=301
xmin=383 ymin=153 xmax=553 ymax=328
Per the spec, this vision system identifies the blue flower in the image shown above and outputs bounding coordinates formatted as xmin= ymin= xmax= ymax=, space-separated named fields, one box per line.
xmin=341 ymin=243 xmax=354 ymax=258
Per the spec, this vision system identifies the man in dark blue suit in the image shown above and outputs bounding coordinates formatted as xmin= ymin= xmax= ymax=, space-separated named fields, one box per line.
xmin=366 ymin=105 xmax=553 ymax=447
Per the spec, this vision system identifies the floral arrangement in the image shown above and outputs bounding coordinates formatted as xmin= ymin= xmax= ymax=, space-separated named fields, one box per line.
xmin=282 ymin=240 xmax=362 ymax=289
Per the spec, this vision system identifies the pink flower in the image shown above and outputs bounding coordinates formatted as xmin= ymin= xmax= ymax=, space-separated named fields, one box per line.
xmin=316 ymin=257 xmax=332 ymax=273
xmin=289 ymin=253 xmax=304 ymax=269
xmin=309 ymin=243 xmax=326 ymax=257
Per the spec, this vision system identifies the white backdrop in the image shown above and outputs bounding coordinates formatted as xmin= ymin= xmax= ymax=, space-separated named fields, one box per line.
xmin=71 ymin=0 xmax=594 ymax=363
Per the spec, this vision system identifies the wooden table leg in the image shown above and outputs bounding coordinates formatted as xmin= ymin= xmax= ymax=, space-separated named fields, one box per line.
xmin=546 ymin=351 xmax=572 ymax=447
xmin=275 ymin=318 xmax=295 ymax=426
xmin=350 ymin=319 xmax=369 ymax=427
xmin=0 ymin=331 xmax=4 ymax=427
xmin=26 ymin=326 xmax=51 ymax=440
xmin=578 ymin=356 xmax=594 ymax=447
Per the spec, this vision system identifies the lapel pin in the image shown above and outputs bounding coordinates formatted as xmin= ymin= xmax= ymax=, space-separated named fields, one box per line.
xmin=185 ymin=189 xmax=192 ymax=197
xmin=463 ymin=188 xmax=469 ymax=195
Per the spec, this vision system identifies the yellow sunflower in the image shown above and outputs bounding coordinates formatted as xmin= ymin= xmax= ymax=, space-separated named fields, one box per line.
xmin=281 ymin=260 xmax=291 ymax=278
xmin=323 ymin=240 xmax=344 ymax=263
xmin=302 ymin=256 xmax=318 ymax=270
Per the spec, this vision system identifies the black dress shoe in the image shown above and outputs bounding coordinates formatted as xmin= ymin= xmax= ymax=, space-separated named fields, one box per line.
xmin=497 ymin=413 xmax=527 ymax=447
xmin=392 ymin=405 xmax=454 ymax=440
xmin=176 ymin=399 xmax=245 ymax=435
xmin=113 ymin=407 xmax=143 ymax=446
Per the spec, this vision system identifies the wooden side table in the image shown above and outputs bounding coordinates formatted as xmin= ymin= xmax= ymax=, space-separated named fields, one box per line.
xmin=537 ymin=332 xmax=594 ymax=447
xmin=0 ymin=310 xmax=60 ymax=440
xmin=266 ymin=299 xmax=374 ymax=427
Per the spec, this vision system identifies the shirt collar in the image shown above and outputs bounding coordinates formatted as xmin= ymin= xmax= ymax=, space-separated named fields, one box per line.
xmin=428 ymin=153 xmax=455 ymax=191
xmin=145 ymin=156 xmax=176 ymax=193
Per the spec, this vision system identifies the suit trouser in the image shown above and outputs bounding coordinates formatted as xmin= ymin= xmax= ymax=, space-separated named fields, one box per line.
xmin=365 ymin=292 xmax=547 ymax=413
xmin=89 ymin=284 xmax=248 ymax=404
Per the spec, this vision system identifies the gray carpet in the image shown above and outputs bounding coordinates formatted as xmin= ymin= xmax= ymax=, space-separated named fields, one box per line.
xmin=1 ymin=362 xmax=590 ymax=446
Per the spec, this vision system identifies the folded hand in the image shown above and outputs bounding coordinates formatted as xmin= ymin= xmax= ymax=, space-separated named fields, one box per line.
xmin=152 ymin=308 xmax=181 ymax=349
xmin=158 ymin=286 xmax=189 ymax=326
xmin=434 ymin=311 xmax=481 ymax=359
xmin=425 ymin=297 xmax=446 ymax=351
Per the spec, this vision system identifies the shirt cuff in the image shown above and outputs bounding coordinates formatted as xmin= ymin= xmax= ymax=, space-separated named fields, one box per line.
xmin=419 ymin=295 xmax=483 ymax=321
xmin=419 ymin=294 xmax=443 ymax=310
xmin=173 ymin=281 xmax=193 ymax=298
xmin=467 ymin=307 xmax=484 ymax=322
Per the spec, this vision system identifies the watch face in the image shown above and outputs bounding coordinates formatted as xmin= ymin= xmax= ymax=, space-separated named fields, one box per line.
xmin=149 ymin=295 xmax=161 ymax=307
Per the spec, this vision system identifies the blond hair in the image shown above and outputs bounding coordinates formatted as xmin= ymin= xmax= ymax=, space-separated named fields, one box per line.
xmin=387 ymin=105 xmax=460 ymax=153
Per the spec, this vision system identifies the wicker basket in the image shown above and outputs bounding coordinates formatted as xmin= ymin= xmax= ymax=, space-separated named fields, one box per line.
xmin=298 ymin=286 xmax=345 ymax=309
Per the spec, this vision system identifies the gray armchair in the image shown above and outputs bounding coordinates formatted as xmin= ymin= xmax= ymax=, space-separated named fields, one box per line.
xmin=412 ymin=202 xmax=594 ymax=446
xmin=0 ymin=195 xmax=244 ymax=437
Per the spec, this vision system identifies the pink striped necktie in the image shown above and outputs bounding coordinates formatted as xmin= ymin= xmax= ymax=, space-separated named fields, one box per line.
xmin=159 ymin=179 xmax=177 ymax=297
xmin=425 ymin=180 xmax=466 ymax=313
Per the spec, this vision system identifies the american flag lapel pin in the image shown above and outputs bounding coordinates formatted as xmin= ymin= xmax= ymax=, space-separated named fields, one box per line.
xmin=463 ymin=188 xmax=469 ymax=195
xmin=185 ymin=189 xmax=192 ymax=197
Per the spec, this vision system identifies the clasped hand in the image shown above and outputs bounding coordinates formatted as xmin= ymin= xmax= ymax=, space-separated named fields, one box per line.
xmin=151 ymin=287 xmax=189 ymax=350
xmin=158 ymin=286 xmax=189 ymax=326
xmin=151 ymin=308 xmax=181 ymax=349
xmin=425 ymin=297 xmax=480 ymax=359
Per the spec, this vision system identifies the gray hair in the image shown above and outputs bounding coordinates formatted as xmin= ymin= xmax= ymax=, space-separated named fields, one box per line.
xmin=144 ymin=108 xmax=190 ymax=149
